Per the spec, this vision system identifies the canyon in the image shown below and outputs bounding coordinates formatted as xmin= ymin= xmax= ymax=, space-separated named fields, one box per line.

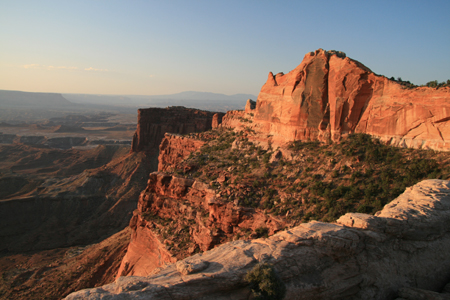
xmin=4 ymin=49 xmax=450 ymax=299
xmin=0 ymin=107 xmax=224 ymax=299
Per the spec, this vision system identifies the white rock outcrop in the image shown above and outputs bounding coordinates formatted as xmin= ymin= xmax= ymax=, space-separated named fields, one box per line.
xmin=66 ymin=180 xmax=450 ymax=300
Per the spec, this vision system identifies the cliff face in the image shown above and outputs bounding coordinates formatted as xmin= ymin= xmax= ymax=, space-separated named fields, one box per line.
xmin=116 ymin=171 xmax=285 ymax=278
xmin=157 ymin=133 xmax=205 ymax=172
xmin=224 ymin=49 xmax=450 ymax=150
xmin=131 ymin=107 xmax=219 ymax=153
xmin=130 ymin=106 xmax=222 ymax=171
xmin=67 ymin=179 xmax=450 ymax=300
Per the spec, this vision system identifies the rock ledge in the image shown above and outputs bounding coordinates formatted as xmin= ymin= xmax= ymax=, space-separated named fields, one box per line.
xmin=67 ymin=179 xmax=450 ymax=300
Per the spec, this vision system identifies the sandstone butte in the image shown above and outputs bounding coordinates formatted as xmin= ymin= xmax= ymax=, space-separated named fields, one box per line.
xmin=131 ymin=106 xmax=221 ymax=153
xmin=222 ymin=49 xmax=450 ymax=151
xmin=66 ymin=179 xmax=450 ymax=299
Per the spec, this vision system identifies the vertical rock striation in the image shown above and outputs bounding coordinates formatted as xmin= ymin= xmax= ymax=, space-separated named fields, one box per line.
xmin=157 ymin=133 xmax=205 ymax=172
xmin=222 ymin=49 xmax=450 ymax=151
xmin=130 ymin=107 xmax=218 ymax=153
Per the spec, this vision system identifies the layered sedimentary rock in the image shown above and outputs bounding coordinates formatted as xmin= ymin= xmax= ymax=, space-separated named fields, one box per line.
xmin=131 ymin=106 xmax=218 ymax=153
xmin=222 ymin=49 xmax=450 ymax=150
xmin=67 ymin=179 xmax=450 ymax=299
xmin=130 ymin=106 xmax=221 ymax=170
xmin=211 ymin=113 xmax=223 ymax=129
xmin=157 ymin=133 xmax=205 ymax=172
xmin=116 ymin=171 xmax=284 ymax=278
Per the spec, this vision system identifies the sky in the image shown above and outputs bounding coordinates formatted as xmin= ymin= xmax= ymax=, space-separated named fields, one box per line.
xmin=0 ymin=0 xmax=449 ymax=96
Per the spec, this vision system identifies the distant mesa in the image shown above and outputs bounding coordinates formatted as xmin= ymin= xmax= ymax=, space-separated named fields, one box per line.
xmin=103 ymin=125 xmax=134 ymax=131
xmin=0 ymin=122 xmax=18 ymax=127
xmin=81 ymin=122 xmax=120 ymax=128
xmin=0 ymin=133 xmax=17 ymax=143
xmin=53 ymin=125 xmax=86 ymax=133
xmin=30 ymin=124 xmax=45 ymax=130
xmin=0 ymin=90 xmax=74 ymax=108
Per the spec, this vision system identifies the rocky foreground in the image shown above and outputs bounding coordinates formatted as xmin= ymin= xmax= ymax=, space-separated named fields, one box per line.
xmin=66 ymin=179 xmax=450 ymax=299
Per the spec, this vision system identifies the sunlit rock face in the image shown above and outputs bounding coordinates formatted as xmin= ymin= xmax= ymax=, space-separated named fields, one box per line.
xmin=157 ymin=133 xmax=205 ymax=173
xmin=116 ymin=170 xmax=285 ymax=279
xmin=241 ymin=49 xmax=450 ymax=150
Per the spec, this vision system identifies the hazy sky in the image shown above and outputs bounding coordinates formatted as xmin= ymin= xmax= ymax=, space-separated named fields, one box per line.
xmin=1 ymin=0 xmax=449 ymax=96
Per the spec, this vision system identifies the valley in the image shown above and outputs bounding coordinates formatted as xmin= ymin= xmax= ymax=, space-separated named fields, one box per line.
xmin=0 ymin=105 xmax=221 ymax=299
xmin=1 ymin=49 xmax=450 ymax=299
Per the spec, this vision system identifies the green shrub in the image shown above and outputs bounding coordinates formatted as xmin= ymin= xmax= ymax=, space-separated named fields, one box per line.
xmin=426 ymin=80 xmax=438 ymax=88
xmin=142 ymin=211 xmax=155 ymax=221
xmin=245 ymin=263 xmax=286 ymax=300
xmin=255 ymin=226 xmax=269 ymax=238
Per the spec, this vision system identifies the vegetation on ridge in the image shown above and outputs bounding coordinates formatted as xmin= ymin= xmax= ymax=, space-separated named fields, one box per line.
xmin=170 ymin=128 xmax=449 ymax=226
xmin=389 ymin=76 xmax=450 ymax=89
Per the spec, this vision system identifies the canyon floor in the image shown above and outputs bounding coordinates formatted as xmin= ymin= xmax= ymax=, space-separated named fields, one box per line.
xmin=0 ymin=228 xmax=130 ymax=300
xmin=0 ymin=111 xmax=152 ymax=300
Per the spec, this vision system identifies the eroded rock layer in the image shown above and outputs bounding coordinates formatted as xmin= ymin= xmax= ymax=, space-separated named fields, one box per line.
xmin=116 ymin=171 xmax=284 ymax=278
xmin=131 ymin=107 xmax=219 ymax=153
xmin=157 ymin=133 xmax=205 ymax=172
xmin=67 ymin=179 xmax=450 ymax=299
xmin=223 ymin=49 xmax=450 ymax=150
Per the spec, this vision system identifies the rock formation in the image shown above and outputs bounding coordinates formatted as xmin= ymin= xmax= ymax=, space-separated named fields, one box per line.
xmin=116 ymin=171 xmax=285 ymax=278
xmin=222 ymin=49 xmax=450 ymax=151
xmin=157 ymin=133 xmax=205 ymax=172
xmin=66 ymin=179 xmax=450 ymax=299
xmin=211 ymin=113 xmax=223 ymax=129
xmin=244 ymin=99 xmax=256 ymax=113
xmin=131 ymin=106 xmax=219 ymax=153
xmin=130 ymin=106 xmax=222 ymax=170
xmin=63 ymin=50 xmax=450 ymax=299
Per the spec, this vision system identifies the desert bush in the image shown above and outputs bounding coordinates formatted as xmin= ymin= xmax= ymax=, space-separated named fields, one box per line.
xmin=426 ymin=80 xmax=438 ymax=88
xmin=330 ymin=170 xmax=338 ymax=178
xmin=255 ymin=226 xmax=269 ymax=238
xmin=142 ymin=211 xmax=155 ymax=221
xmin=245 ymin=263 xmax=286 ymax=300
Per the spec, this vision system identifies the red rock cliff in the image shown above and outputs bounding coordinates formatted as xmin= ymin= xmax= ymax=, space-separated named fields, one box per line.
xmin=117 ymin=171 xmax=285 ymax=278
xmin=226 ymin=49 xmax=450 ymax=150
xmin=158 ymin=133 xmax=205 ymax=172
xmin=131 ymin=106 xmax=219 ymax=153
